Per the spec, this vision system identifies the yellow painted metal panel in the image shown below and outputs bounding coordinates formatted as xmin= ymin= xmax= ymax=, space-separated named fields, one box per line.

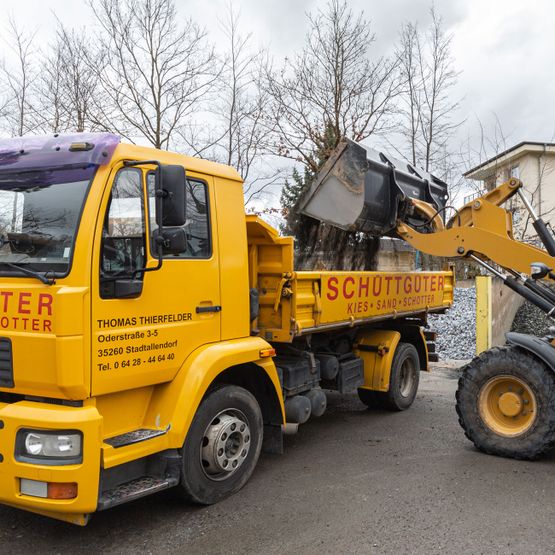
xmin=318 ymin=271 xmax=451 ymax=324
xmin=0 ymin=401 xmax=102 ymax=516
xmin=476 ymin=275 xmax=492 ymax=354
xmin=355 ymin=329 xmax=401 ymax=392
xmin=215 ymin=177 xmax=250 ymax=341
xmin=90 ymin=165 xmax=221 ymax=396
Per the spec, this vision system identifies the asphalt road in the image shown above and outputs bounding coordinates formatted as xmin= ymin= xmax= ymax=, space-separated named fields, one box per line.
xmin=3 ymin=366 xmax=555 ymax=554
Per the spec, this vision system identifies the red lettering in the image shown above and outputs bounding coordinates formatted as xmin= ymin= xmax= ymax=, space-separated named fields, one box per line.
xmin=438 ymin=276 xmax=444 ymax=291
xmin=38 ymin=294 xmax=53 ymax=316
xmin=404 ymin=276 xmax=412 ymax=294
xmin=18 ymin=293 xmax=31 ymax=314
xmin=359 ymin=277 xmax=370 ymax=298
xmin=43 ymin=320 xmax=52 ymax=332
xmin=372 ymin=276 xmax=382 ymax=296
xmin=327 ymin=277 xmax=339 ymax=301
xmin=384 ymin=276 xmax=392 ymax=295
xmin=0 ymin=291 xmax=13 ymax=312
xmin=414 ymin=276 xmax=421 ymax=292
xmin=423 ymin=276 xmax=430 ymax=291
xmin=394 ymin=276 xmax=402 ymax=294
xmin=430 ymin=276 xmax=437 ymax=291
xmin=343 ymin=277 xmax=355 ymax=299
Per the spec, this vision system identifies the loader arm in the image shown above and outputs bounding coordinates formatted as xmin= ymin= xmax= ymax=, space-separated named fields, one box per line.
xmin=397 ymin=178 xmax=555 ymax=277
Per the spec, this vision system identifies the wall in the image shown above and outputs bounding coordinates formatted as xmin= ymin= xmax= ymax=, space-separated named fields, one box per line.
xmin=491 ymin=277 xmax=524 ymax=347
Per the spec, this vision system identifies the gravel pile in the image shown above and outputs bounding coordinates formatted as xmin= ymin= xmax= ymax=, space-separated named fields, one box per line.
xmin=427 ymin=287 xmax=476 ymax=360
xmin=511 ymin=300 xmax=553 ymax=336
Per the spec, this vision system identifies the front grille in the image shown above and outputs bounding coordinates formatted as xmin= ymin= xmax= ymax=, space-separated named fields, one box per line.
xmin=0 ymin=338 xmax=14 ymax=388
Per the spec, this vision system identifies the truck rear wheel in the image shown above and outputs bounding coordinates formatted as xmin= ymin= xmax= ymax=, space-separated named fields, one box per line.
xmin=358 ymin=342 xmax=420 ymax=411
xmin=179 ymin=385 xmax=263 ymax=504
xmin=456 ymin=346 xmax=555 ymax=459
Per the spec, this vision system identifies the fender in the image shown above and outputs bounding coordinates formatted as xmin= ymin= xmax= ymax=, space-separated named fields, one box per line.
xmin=355 ymin=329 xmax=401 ymax=392
xmin=506 ymin=332 xmax=555 ymax=371
xmin=145 ymin=336 xmax=285 ymax=448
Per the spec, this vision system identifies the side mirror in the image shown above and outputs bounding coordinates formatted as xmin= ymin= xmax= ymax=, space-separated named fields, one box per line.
xmin=152 ymin=227 xmax=187 ymax=256
xmin=100 ymin=278 xmax=143 ymax=299
xmin=156 ymin=164 xmax=187 ymax=227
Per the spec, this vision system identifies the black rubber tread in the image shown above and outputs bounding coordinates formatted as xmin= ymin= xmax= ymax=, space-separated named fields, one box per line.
xmin=178 ymin=385 xmax=263 ymax=504
xmin=358 ymin=342 xmax=420 ymax=411
xmin=456 ymin=345 xmax=555 ymax=460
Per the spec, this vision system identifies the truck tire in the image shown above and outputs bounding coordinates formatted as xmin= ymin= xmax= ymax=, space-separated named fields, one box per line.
xmin=179 ymin=385 xmax=263 ymax=504
xmin=456 ymin=346 xmax=555 ymax=460
xmin=358 ymin=342 xmax=420 ymax=411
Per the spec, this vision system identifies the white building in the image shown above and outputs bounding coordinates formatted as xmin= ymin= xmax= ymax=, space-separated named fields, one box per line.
xmin=464 ymin=142 xmax=555 ymax=239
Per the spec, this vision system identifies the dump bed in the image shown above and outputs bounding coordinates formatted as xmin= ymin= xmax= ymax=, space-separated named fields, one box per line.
xmin=247 ymin=216 xmax=454 ymax=343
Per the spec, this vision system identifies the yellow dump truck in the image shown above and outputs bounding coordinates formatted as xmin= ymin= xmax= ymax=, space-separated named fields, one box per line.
xmin=0 ymin=133 xmax=452 ymax=524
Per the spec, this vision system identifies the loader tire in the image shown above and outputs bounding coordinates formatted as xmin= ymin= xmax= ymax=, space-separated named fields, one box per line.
xmin=456 ymin=346 xmax=555 ymax=460
xmin=358 ymin=342 xmax=420 ymax=411
xmin=179 ymin=385 xmax=263 ymax=504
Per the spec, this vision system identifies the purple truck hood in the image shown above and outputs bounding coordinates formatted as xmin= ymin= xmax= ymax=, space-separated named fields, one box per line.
xmin=0 ymin=133 xmax=120 ymax=173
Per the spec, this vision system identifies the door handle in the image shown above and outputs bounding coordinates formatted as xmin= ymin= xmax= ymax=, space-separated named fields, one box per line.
xmin=196 ymin=305 xmax=222 ymax=314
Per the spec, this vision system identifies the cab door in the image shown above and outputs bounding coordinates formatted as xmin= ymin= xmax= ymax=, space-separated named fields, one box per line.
xmin=91 ymin=164 xmax=220 ymax=396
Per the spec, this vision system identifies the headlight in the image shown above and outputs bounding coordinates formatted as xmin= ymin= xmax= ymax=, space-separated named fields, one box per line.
xmin=16 ymin=430 xmax=83 ymax=465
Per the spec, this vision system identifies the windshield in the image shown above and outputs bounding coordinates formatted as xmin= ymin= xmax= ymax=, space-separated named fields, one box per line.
xmin=0 ymin=166 xmax=95 ymax=275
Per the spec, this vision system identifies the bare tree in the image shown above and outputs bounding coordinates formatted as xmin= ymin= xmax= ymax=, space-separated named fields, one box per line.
xmin=180 ymin=4 xmax=278 ymax=205
xmin=270 ymin=0 xmax=398 ymax=270
xmin=89 ymin=0 xmax=218 ymax=150
xmin=58 ymin=23 xmax=101 ymax=133
xmin=266 ymin=0 xmax=401 ymax=174
xmin=1 ymin=18 xmax=37 ymax=136
xmin=33 ymin=34 xmax=66 ymax=133
xmin=397 ymin=8 xmax=461 ymax=175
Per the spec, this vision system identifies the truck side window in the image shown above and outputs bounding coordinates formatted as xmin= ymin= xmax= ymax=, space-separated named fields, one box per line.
xmin=147 ymin=173 xmax=211 ymax=259
xmin=101 ymin=168 xmax=146 ymax=278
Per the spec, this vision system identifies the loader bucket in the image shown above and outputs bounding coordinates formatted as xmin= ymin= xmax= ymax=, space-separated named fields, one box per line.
xmin=297 ymin=139 xmax=449 ymax=237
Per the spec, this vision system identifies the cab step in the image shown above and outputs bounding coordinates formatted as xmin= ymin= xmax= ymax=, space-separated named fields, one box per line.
xmin=105 ymin=427 xmax=169 ymax=448
xmin=97 ymin=475 xmax=179 ymax=510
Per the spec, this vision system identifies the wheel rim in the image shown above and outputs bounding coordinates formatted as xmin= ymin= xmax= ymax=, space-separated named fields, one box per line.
xmin=399 ymin=358 xmax=417 ymax=398
xmin=200 ymin=409 xmax=251 ymax=481
xmin=478 ymin=375 xmax=538 ymax=437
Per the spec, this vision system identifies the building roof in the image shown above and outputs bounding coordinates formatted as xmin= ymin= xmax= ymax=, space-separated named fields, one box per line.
xmin=464 ymin=141 xmax=555 ymax=180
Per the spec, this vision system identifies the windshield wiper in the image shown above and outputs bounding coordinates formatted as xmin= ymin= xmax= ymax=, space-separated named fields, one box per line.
xmin=3 ymin=263 xmax=56 ymax=285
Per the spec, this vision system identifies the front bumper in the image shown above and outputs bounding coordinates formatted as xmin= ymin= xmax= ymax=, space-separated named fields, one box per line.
xmin=0 ymin=400 xmax=102 ymax=523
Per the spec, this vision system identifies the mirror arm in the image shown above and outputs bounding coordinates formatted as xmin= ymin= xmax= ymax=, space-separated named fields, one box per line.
xmin=123 ymin=159 xmax=166 ymax=277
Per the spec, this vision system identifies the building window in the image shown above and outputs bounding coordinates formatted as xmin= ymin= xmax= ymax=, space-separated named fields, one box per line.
xmin=510 ymin=165 xmax=520 ymax=179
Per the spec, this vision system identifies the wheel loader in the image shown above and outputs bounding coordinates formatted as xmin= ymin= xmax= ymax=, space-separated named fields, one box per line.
xmin=299 ymin=138 xmax=555 ymax=460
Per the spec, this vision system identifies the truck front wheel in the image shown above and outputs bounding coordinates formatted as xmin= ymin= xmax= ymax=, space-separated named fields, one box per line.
xmin=179 ymin=385 xmax=263 ymax=504
xmin=456 ymin=346 xmax=555 ymax=459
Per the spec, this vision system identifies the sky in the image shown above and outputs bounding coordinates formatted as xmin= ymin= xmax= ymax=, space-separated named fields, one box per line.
xmin=3 ymin=0 xmax=555 ymax=205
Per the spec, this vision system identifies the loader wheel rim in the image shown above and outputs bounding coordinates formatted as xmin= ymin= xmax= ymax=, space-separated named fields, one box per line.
xmin=200 ymin=409 xmax=251 ymax=481
xmin=478 ymin=375 xmax=537 ymax=437
xmin=399 ymin=358 xmax=417 ymax=398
